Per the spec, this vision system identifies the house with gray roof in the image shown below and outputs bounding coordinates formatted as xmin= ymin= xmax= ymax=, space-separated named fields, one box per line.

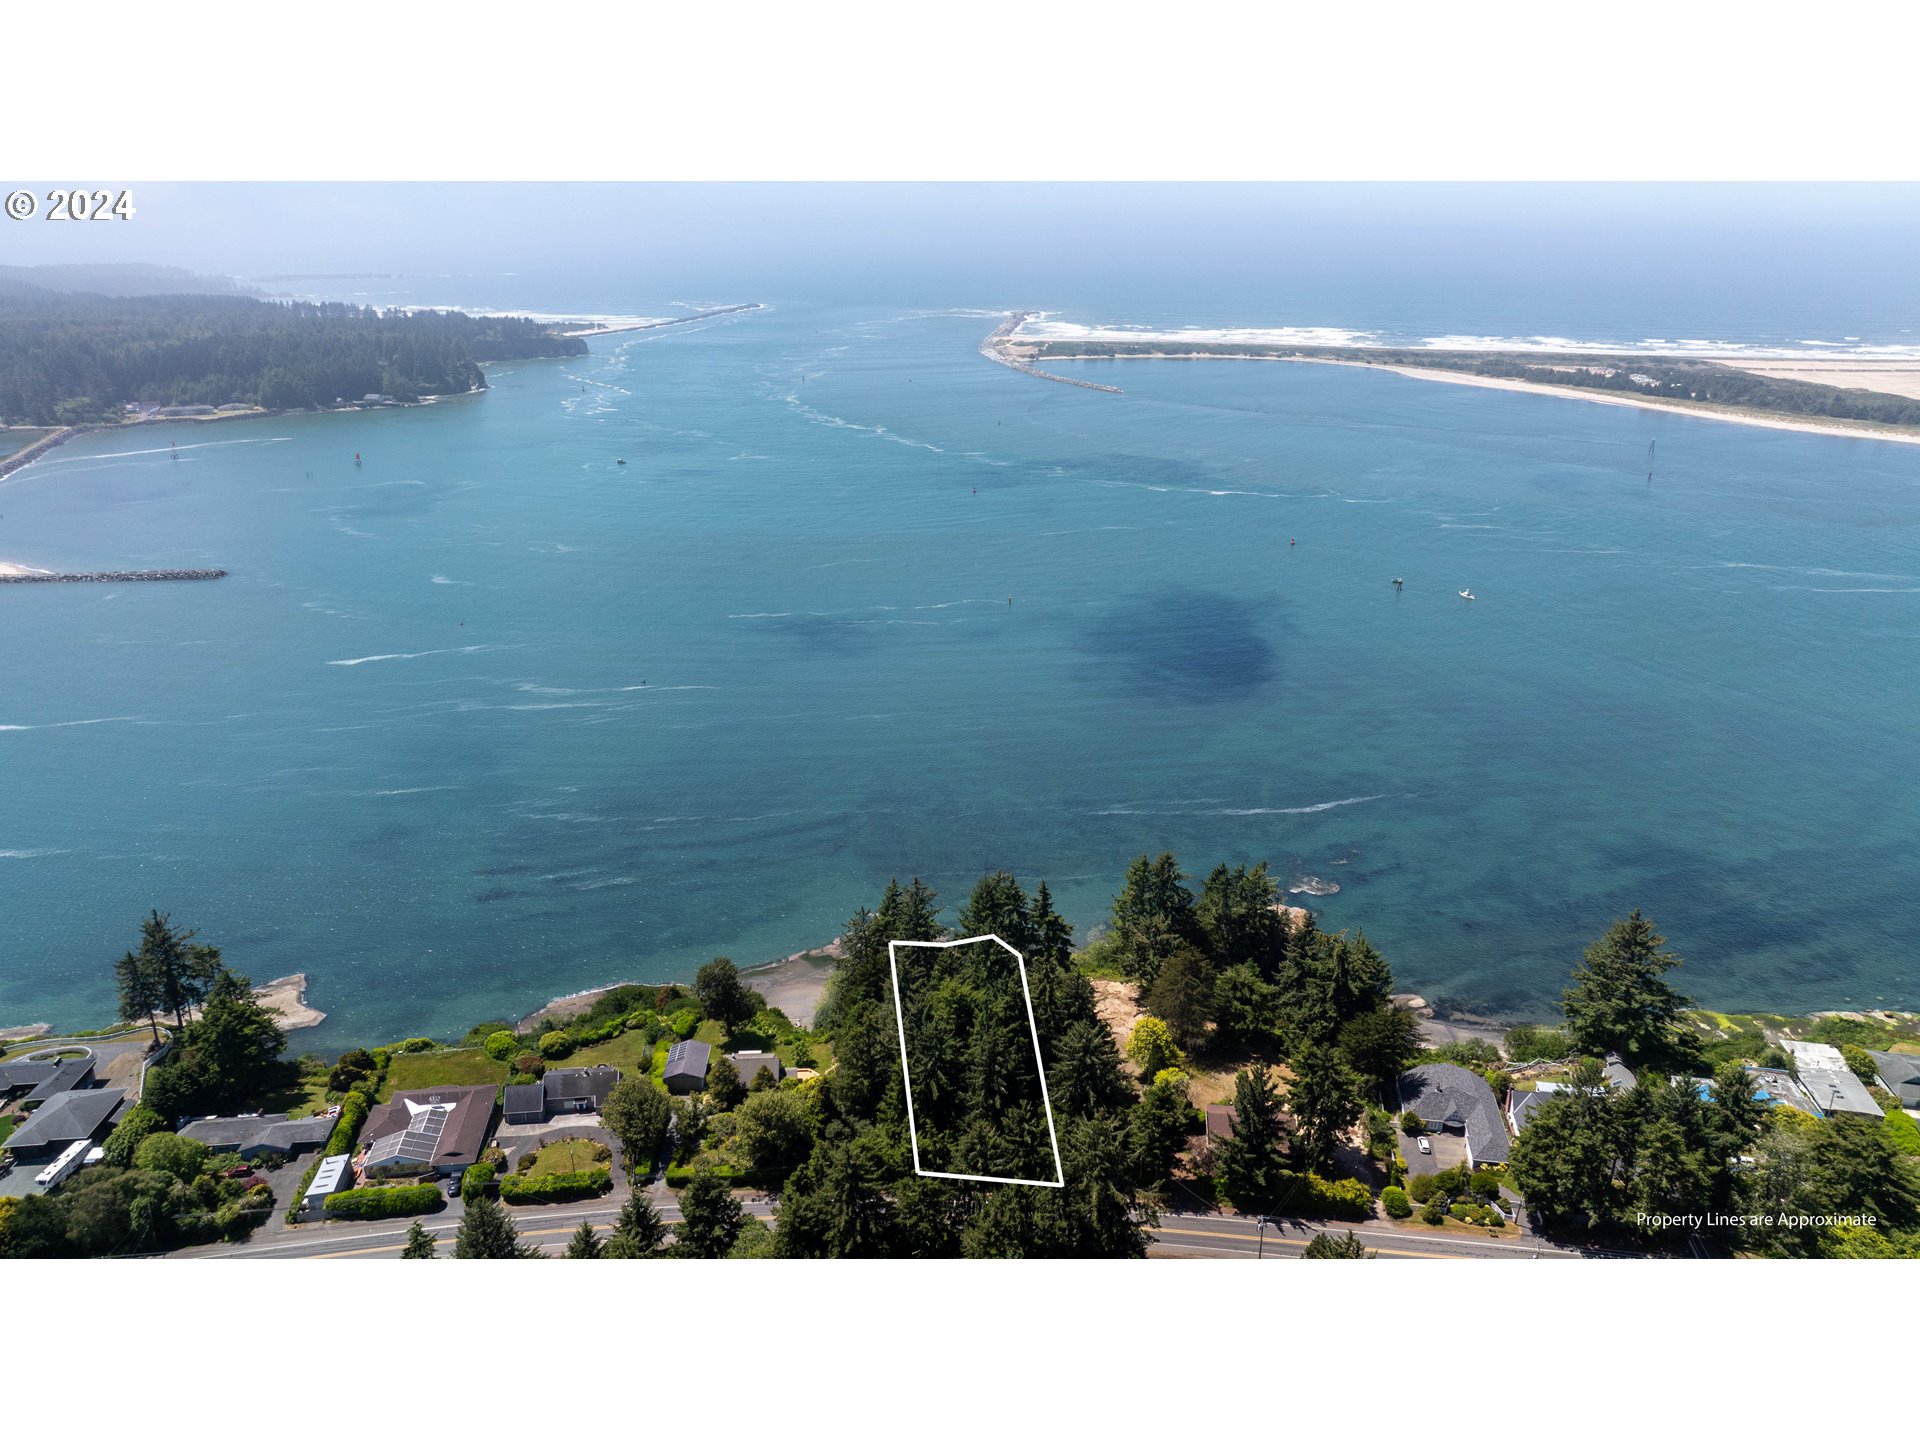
xmin=663 ymin=1040 xmax=711 ymax=1095
xmin=359 ymin=1085 xmax=497 ymax=1177
xmin=1506 ymin=1085 xmax=1564 ymax=1134
xmin=1784 ymin=1041 xmax=1884 ymax=1121
xmin=0 ymin=1056 xmax=97 ymax=1110
xmin=729 ymin=1052 xmax=783 ymax=1089
xmin=544 ymin=1065 xmax=621 ymax=1113
xmin=1601 ymin=1053 xmax=1637 ymax=1092
xmin=2 ymin=1088 xmax=125 ymax=1162
xmin=1398 ymin=1062 xmax=1510 ymax=1167
xmin=1868 ymin=1051 xmax=1920 ymax=1111
xmin=502 ymin=1081 xmax=547 ymax=1125
xmin=179 ymin=1111 xmax=334 ymax=1158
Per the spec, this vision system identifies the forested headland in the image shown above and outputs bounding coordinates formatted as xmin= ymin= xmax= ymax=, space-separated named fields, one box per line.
xmin=1016 ymin=339 xmax=1920 ymax=430
xmin=0 ymin=285 xmax=587 ymax=425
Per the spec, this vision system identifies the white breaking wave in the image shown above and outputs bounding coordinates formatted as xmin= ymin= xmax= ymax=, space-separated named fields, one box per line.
xmin=0 ymin=716 xmax=140 ymax=732
xmin=326 ymin=645 xmax=492 ymax=667
xmin=0 ymin=848 xmax=70 ymax=858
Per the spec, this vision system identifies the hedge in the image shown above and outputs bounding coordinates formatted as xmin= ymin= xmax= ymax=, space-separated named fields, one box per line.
xmin=664 ymin=1162 xmax=776 ymax=1190
xmin=323 ymin=1091 xmax=372 ymax=1158
xmin=460 ymin=1162 xmax=496 ymax=1202
xmin=323 ymin=1184 xmax=443 ymax=1219
xmin=1886 ymin=1108 xmax=1920 ymax=1157
xmin=1270 ymin=1172 xmax=1376 ymax=1221
xmin=498 ymin=1169 xmax=612 ymax=1204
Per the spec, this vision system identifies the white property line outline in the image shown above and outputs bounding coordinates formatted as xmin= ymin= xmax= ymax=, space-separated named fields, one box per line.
xmin=887 ymin=935 xmax=1066 ymax=1189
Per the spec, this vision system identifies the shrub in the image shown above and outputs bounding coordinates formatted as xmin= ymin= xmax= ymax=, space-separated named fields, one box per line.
xmin=1407 ymin=1173 xmax=1437 ymax=1204
xmin=324 ymin=1091 xmax=371 ymax=1157
xmin=1504 ymin=1024 xmax=1571 ymax=1062
xmin=135 ymin=1132 xmax=211 ymax=1183
xmin=1420 ymin=1197 xmax=1448 ymax=1225
xmin=460 ymin=1162 xmax=496 ymax=1202
xmin=324 ymin=1184 xmax=443 ymax=1219
xmin=665 ymin=1009 xmax=700 ymax=1040
xmin=1433 ymin=1163 xmax=1470 ymax=1200
xmin=1886 ymin=1108 xmax=1920 ymax=1157
xmin=398 ymin=1037 xmax=436 ymax=1053
xmin=1400 ymin=1111 xmax=1424 ymax=1136
xmin=538 ymin=1030 xmax=576 ymax=1060
xmin=1125 ymin=1015 xmax=1186 ymax=1076
xmin=1381 ymin=1185 xmax=1412 ymax=1219
xmin=1270 ymin=1171 xmax=1375 ymax=1221
xmin=101 ymin=1104 xmax=168 ymax=1168
xmin=484 ymin=1031 xmax=518 ymax=1061
xmin=1469 ymin=1169 xmax=1502 ymax=1201
xmin=498 ymin=1170 xmax=612 ymax=1204
xmin=515 ymin=1150 xmax=539 ymax=1173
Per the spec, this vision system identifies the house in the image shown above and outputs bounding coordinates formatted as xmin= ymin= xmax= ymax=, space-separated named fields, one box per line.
xmin=0 ymin=1056 xmax=97 ymax=1109
xmin=544 ymin=1065 xmax=621 ymax=1114
xmin=1735 ymin=1066 xmax=1820 ymax=1117
xmin=358 ymin=1085 xmax=498 ymax=1177
xmin=303 ymin=1153 xmax=354 ymax=1215
xmin=499 ymin=1066 xmax=623 ymax=1125
xmin=1 ymin=1088 xmax=125 ymax=1163
xmin=663 ymin=1040 xmax=712 ymax=1095
xmin=729 ymin=1052 xmax=783 ymax=1089
xmin=1506 ymin=1082 xmax=1569 ymax=1135
xmin=502 ymin=1081 xmax=546 ymax=1125
xmin=1398 ymin=1063 xmax=1510 ymax=1167
xmin=1783 ymin=1041 xmax=1884 ymax=1120
xmin=1601 ymin=1053 xmax=1637 ymax=1092
xmin=1868 ymin=1051 xmax=1920 ymax=1111
xmin=179 ymin=1112 xmax=334 ymax=1159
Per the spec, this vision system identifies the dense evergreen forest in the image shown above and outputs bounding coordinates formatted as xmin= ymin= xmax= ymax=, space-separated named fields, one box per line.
xmin=0 ymin=287 xmax=586 ymax=425
xmin=1024 ymin=340 xmax=1920 ymax=428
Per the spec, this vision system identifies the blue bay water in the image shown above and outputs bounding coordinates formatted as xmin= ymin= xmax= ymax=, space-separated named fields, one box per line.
xmin=5 ymin=299 xmax=1920 ymax=1045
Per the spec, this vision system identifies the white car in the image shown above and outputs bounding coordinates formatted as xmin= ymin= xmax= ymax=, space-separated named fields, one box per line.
xmin=1416 ymin=1135 xmax=1431 ymax=1155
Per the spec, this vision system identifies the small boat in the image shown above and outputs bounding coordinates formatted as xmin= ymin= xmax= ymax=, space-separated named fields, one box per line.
xmin=1459 ymin=589 xmax=1475 ymax=601
xmin=616 ymin=458 xmax=627 ymax=466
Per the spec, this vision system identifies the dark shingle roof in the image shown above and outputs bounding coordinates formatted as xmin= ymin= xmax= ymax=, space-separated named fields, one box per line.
xmin=181 ymin=1113 xmax=291 ymax=1150
xmin=25 ymin=1057 xmax=95 ymax=1105
xmin=1399 ymin=1063 xmax=1510 ymax=1164
xmin=1507 ymin=1089 xmax=1553 ymax=1133
xmin=502 ymin=1083 xmax=546 ymax=1122
xmin=2 ymin=1088 xmax=124 ymax=1150
xmin=664 ymin=1040 xmax=711 ymax=1082
xmin=1869 ymin=1050 xmax=1920 ymax=1105
xmin=729 ymin=1052 xmax=782 ymax=1087
xmin=545 ymin=1065 xmax=620 ymax=1104
xmin=248 ymin=1115 xmax=335 ymax=1154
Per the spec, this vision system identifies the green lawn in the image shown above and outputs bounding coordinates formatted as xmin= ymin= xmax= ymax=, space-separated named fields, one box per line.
xmin=526 ymin=1137 xmax=611 ymax=1179
xmin=0 ymin=1114 xmax=16 ymax=1145
xmin=565 ymin=1030 xmax=655 ymax=1074
xmin=258 ymin=1068 xmax=338 ymax=1118
xmin=377 ymin=1047 xmax=508 ymax=1100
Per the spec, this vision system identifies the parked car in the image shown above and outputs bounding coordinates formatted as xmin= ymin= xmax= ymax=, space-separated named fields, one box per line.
xmin=446 ymin=1177 xmax=461 ymax=1198
xmin=1416 ymin=1135 xmax=1431 ymax=1154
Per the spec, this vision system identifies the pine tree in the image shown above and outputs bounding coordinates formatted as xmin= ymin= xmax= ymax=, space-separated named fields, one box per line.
xmin=1302 ymin=1229 xmax=1371 ymax=1258
xmin=1563 ymin=911 xmax=1697 ymax=1071
xmin=400 ymin=1220 xmax=436 ymax=1258
xmin=453 ymin=1195 xmax=539 ymax=1258
xmin=564 ymin=1220 xmax=603 ymax=1258
xmin=674 ymin=1173 xmax=744 ymax=1257
xmin=1218 ymin=1067 xmax=1287 ymax=1213
xmin=604 ymin=1190 xmax=667 ymax=1257
xmin=1144 ymin=944 xmax=1216 ymax=1049
xmin=1285 ymin=1044 xmax=1366 ymax=1175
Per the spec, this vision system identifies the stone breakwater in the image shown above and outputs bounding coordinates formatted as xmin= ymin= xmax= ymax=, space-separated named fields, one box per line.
xmin=0 ymin=568 xmax=227 ymax=584
xmin=981 ymin=312 xmax=1125 ymax=394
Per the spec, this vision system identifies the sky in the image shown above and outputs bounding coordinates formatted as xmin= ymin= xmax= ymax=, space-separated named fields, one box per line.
xmin=6 ymin=182 xmax=1920 ymax=283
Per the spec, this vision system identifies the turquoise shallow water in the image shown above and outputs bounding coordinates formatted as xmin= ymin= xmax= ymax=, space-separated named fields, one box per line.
xmin=5 ymin=302 xmax=1920 ymax=1044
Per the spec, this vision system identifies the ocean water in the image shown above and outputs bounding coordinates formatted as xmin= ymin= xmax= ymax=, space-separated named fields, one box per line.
xmin=6 ymin=294 xmax=1920 ymax=1045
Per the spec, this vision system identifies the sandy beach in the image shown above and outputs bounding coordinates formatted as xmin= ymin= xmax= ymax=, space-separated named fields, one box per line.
xmin=519 ymin=937 xmax=845 ymax=1034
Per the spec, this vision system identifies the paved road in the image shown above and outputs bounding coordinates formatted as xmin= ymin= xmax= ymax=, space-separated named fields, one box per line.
xmin=180 ymin=1195 xmax=1635 ymax=1260
xmin=184 ymin=1194 xmax=781 ymax=1259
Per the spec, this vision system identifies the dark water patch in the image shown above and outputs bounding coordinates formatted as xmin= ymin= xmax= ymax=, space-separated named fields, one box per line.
xmin=1078 ymin=587 xmax=1279 ymax=700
